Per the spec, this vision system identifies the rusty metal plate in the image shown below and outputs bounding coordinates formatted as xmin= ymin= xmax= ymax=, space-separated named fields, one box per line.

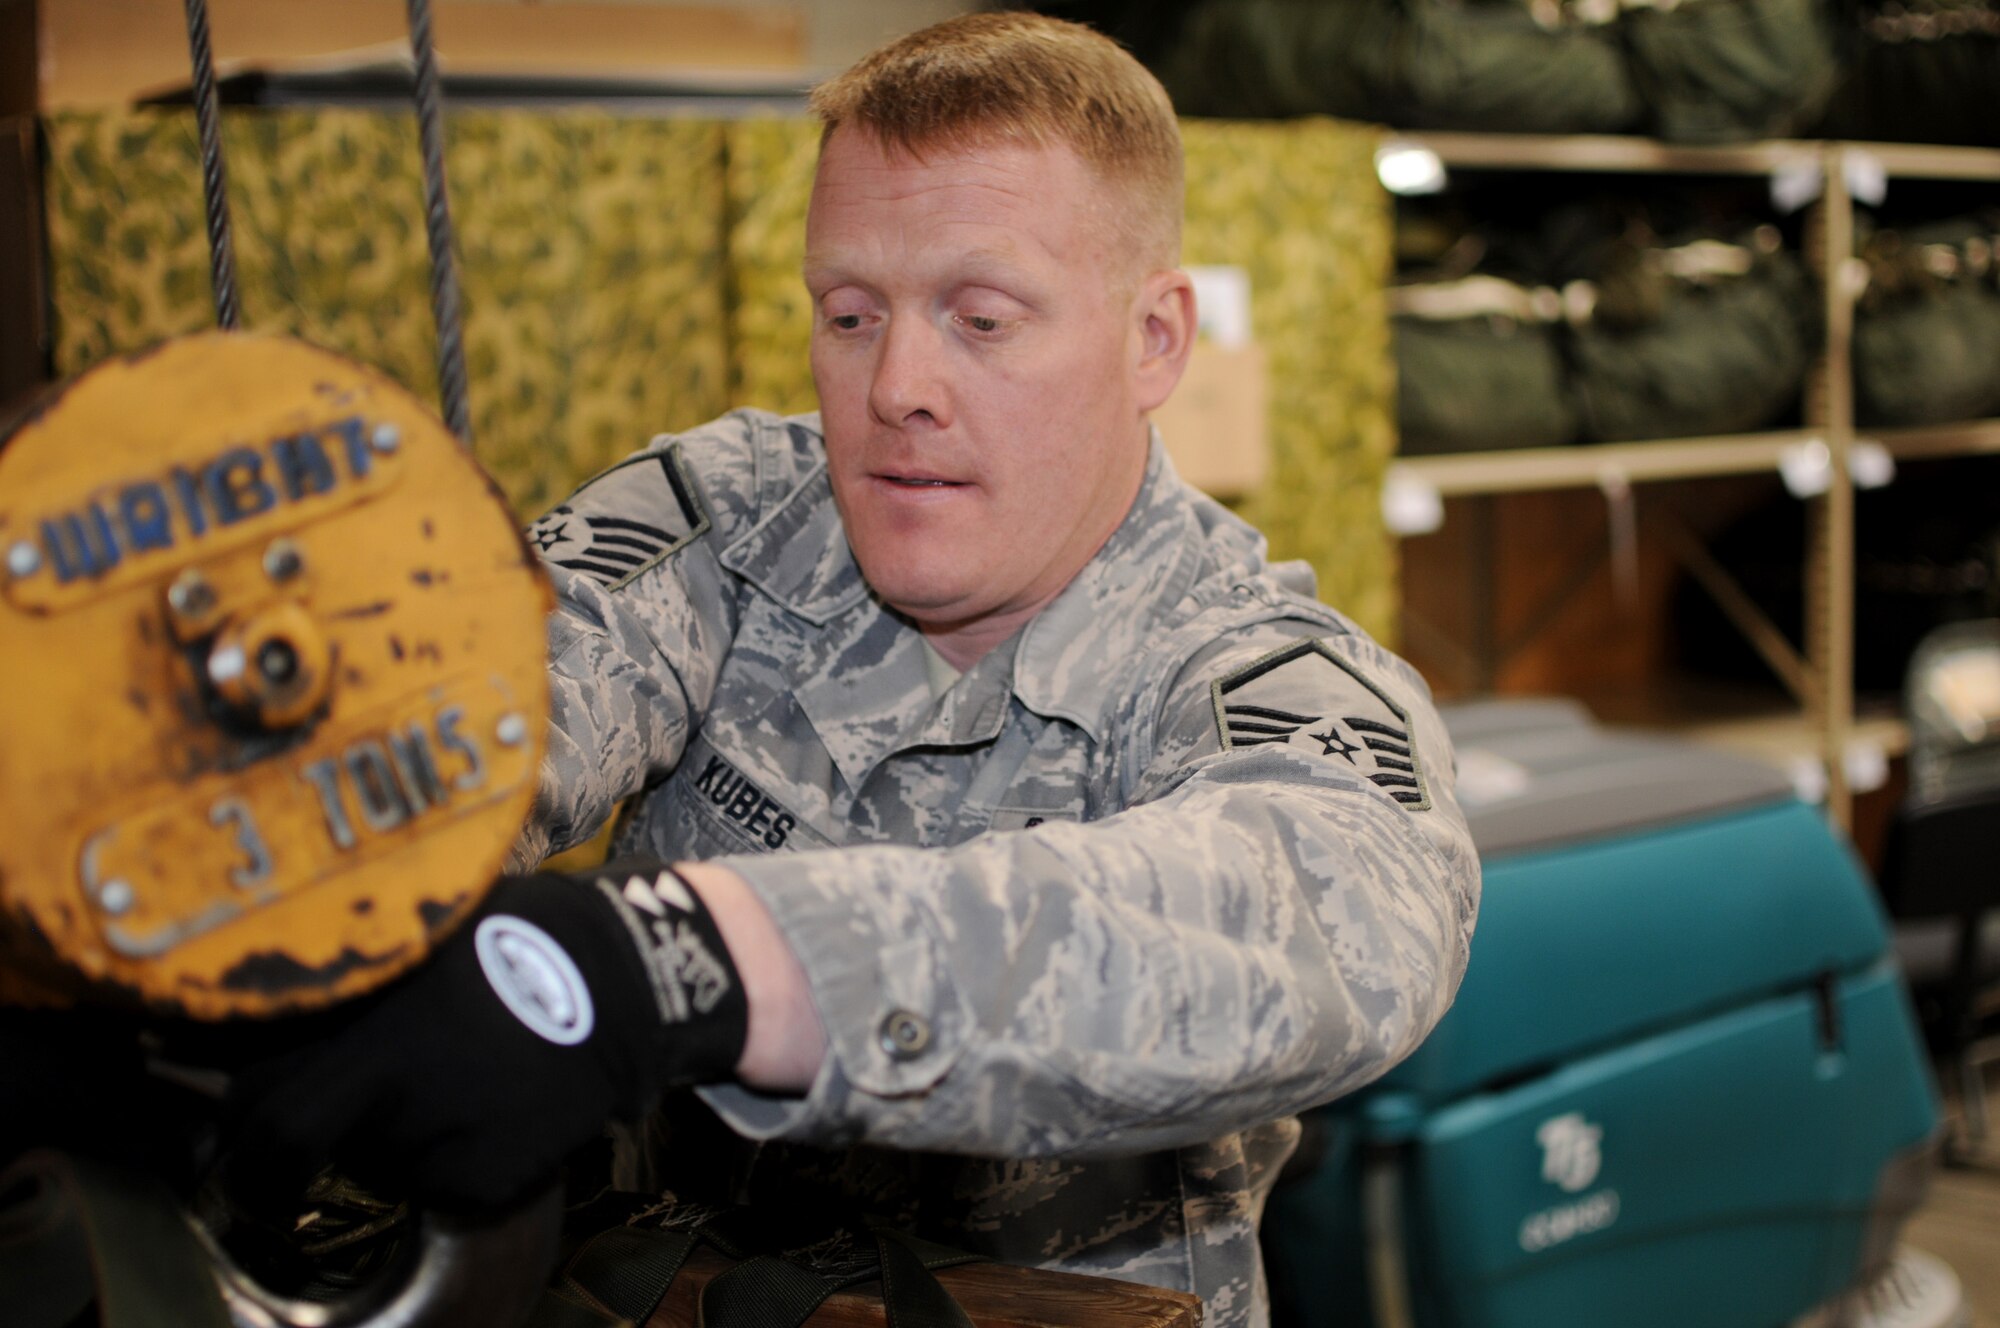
xmin=0 ymin=334 xmax=552 ymax=1018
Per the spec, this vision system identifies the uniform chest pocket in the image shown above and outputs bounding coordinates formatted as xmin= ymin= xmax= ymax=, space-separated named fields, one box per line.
xmin=978 ymin=733 xmax=1092 ymax=835
xmin=987 ymin=806 xmax=1084 ymax=833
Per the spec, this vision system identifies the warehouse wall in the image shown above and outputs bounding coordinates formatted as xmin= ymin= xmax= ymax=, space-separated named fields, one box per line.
xmin=31 ymin=0 xmax=973 ymax=109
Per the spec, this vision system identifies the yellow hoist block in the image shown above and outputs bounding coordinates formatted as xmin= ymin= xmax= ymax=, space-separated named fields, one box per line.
xmin=0 ymin=333 xmax=552 ymax=1019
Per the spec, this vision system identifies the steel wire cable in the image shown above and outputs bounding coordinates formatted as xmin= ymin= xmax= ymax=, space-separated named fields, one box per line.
xmin=406 ymin=0 xmax=474 ymax=446
xmin=183 ymin=0 xmax=240 ymax=329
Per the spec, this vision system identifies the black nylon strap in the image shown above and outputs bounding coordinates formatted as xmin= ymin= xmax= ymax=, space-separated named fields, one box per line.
xmin=526 ymin=1284 xmax=634 ymax=1328
xmin=875 ymin=1229 xmax=976 ymax=1328
xmin=698 ymin=1253 xmax=839 ymax=1328
xmin=875 ymin=1228 xmax=985 ymax=1276
xmin=560 ymin=1225 xmax=699 ymax=1325
xmin=0 ymin=1151 xmax=230 ymax=1328
xmin=555 ymin=1206 xmax=987 ymax=1328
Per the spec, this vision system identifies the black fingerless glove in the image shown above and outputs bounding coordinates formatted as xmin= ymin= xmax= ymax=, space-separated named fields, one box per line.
xmin=229 ymin=860 xmax=747 ymax=1213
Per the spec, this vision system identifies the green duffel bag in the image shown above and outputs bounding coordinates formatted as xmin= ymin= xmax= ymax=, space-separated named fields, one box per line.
xmin=1622 ymin=0 xmax=1841 ymax=141
xmin=1158 ymin=0 xmax=1644 ymax=133
xmin=1854 ymin=218 xmax=2000 ymax=426
xmin=1817 ymin=0 xmax=2000 ymax=147
xmin=1155 ymin=0 xmax=1378 ymax=118
xmin=1567 ymin=240 xmax=1817 ymax=441
xmin=1391 ymin=0 xmax=1646 ymax=131
xmin=1395 ymin=276 xmax=1582 ymax=453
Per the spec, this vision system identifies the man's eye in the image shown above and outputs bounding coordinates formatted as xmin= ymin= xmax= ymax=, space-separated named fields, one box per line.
xmin=829 ymin=314 xmax=864 ymax=331
xmin=961 ymin=315 xmax=1001 ymax=334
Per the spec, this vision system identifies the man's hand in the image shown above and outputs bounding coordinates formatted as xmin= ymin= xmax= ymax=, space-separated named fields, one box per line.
xmin=226 ymin=864 xmax=748 ymax=1213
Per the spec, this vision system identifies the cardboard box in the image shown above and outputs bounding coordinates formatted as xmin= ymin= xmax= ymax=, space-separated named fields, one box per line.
xmin=1153 ymin=341 xmax=1268 ymax=500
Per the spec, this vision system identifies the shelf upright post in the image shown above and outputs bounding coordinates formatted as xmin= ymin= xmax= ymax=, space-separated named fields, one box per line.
xmin=1803 ymin=143 xmax=1858 ymax=829
xmin=1471 ymin=495 xmax=1499 ymax=692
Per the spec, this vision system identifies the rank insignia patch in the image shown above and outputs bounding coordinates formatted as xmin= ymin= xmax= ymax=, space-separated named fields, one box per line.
xmin=1212 ymin=638 xmax=1431 ymax=809
xmin=526 ymin=445 xmax=711 ymax=590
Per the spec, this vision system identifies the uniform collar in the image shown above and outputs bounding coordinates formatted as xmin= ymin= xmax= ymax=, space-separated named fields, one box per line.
xmin=1010 ymin=435 xmax=1204 ymax=742
xmin=785 ymin=607 xmax=1019 ymax=795
xmin=759 ymin=432 xmax=1202 ymax=789
xmin=717 ymin=458 xmax=870 ymax=627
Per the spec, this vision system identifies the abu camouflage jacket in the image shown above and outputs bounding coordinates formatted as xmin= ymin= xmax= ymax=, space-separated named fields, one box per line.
xmin=515 ymin=409 xmax=1480 ymax=1328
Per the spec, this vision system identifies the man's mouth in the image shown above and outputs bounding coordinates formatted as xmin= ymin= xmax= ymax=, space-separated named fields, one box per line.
xmin=881 ymin=474 xmax=966 ymax=488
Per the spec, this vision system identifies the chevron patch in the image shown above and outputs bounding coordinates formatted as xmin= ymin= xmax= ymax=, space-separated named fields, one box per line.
xmin=526 ymin=444 xmax=711 ymax=590
xmin=1212 ymin=639 xmax=1430 ymax=809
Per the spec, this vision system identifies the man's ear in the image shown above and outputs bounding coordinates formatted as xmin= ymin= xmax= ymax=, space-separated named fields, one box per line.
xmin=1132 ymin=269 xmax=1197 ymax=415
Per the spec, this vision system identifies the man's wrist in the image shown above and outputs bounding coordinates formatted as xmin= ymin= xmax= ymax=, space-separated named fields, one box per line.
xmin=671 ymin=861 xmax=828 ymax=1093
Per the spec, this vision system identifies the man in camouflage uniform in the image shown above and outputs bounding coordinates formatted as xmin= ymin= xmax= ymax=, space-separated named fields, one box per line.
xmin=241 ymin=15 xmax=1479 ymax=1327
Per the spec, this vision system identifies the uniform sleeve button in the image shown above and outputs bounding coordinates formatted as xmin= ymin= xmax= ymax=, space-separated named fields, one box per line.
xmin=879 ymin=1010 xmax=931 ymax=1060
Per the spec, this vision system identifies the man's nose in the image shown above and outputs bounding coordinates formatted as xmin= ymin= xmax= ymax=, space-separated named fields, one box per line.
xmin=868 ymin=317 xmax=950 ymax=430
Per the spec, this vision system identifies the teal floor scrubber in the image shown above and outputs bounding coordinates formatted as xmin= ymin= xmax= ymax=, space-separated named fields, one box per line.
xmin=1264 ymin=699 xmax=1954 ymax=1328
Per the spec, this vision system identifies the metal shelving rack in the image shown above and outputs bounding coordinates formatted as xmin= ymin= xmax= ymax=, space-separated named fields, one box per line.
xmin=1385 ymin=134 xmax=2000 ymax=829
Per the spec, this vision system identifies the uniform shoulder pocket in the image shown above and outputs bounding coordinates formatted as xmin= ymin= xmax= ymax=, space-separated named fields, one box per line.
xmin=1211 ymin=637 xmax=1432 ymax=811
xmin=526 ymin=443 xmax=712 ymax=592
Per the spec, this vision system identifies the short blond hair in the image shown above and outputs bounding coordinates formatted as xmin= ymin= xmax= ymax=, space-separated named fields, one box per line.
xmin=808 ymin=12 xmax=1184 ymax=270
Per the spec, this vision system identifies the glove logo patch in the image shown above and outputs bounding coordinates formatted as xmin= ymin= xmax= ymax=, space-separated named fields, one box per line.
xmin=610 ymin=871 xmax=735 ymax=1024
xmin=475 ymin=915 xmax=596 ymax=1045
xmin=1212 ymin=638 xmax=1432 ymax=810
